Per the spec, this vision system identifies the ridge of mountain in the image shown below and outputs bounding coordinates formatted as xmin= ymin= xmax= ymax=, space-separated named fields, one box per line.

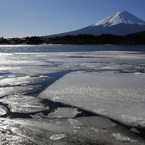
xmin=43 ymin=11 xmax=145 ymax=37
xmin=92 ymin=11 xmax=145 ymax=27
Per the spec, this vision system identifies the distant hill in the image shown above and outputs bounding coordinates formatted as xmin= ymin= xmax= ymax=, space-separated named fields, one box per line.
xmin=43 ymin=11 xmax=145 ymax=37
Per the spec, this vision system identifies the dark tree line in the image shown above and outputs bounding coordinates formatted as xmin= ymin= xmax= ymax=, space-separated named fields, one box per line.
xmin=0 ymin=36 xmax=43 ymax=45
xmin=48 ymin=34 xmax=123 ymax=44
xmin=0 ymin=31 xmax=145 ymax=45
xmin=48 ymin=32 xmax=145 ymax=45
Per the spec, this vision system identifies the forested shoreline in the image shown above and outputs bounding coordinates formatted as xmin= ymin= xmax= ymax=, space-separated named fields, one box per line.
xmin=0 ymin=31 xmax=145 ymax=45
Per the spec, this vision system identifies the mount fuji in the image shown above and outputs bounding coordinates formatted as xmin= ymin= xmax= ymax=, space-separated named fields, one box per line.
xmin=45 ymin=11 xmax=145 ymax=37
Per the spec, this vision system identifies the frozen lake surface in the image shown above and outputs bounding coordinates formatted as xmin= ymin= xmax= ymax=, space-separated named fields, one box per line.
xmin=0 ymin=45 xmax=145 ymax=144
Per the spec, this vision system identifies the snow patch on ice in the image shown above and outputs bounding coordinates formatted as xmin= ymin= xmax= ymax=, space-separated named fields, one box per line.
xmin=1 ymin=95 xmax=49 ymax=113
xmin=50 ymin=134 xmax=66 ymax=140
xmin=122 ymin=115 xmax=145 ymax=127
xmin=68 ymin=119 xmax=82 ymax=129
xmin=111 ymin=133 xmax=137 ymax=142
xmin=93 ymin=109 xmax=107 ymax=115
xmin=52 ymin=96 xmax=60 ymax=102
xmin=0 ymin=105 xmax=7 ymax=116
xmin=0 ymin=75 xmax=49 ymax=86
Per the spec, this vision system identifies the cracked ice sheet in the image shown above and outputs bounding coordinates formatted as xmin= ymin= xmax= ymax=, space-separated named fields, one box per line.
xmin=39 ymin=71 xmax=145 ymax=127
xmin=0 ymin=95 xmax=49 ymax=113
xmin=0 ymin=51 xmax=145 ymax=75
xmin=0 ymin=75 xmax=49 ymax=87
xmin=0 ymin=117 xmax=144 ymax=145
xmin=0 ymin=85 xmax=40 ymax=97
xmin=0 ymin=53 xmax=65 ymax=74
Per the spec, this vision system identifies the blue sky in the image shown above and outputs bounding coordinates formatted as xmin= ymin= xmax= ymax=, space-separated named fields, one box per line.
xmin=0 ymin=0 xmax=145 ymax=38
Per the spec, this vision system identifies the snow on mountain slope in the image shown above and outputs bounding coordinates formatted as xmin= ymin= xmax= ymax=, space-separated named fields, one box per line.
xmin=44 ymin=11 xmax=145 ymax=37
xmin=93 ymin=11 xmax=145 ymax=27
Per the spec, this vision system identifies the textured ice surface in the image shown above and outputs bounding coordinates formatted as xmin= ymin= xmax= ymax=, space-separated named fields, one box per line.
xmin=39 ymin=72 xmax=145 ymax=127
xmin=111 ymin=133 xmax=138 ymax=142
xmin=0 ymin=117 xmax=144 ymax=145
xmin=0 ymin=95 xmax=49 ymax=113
xmin=0 ymin=46 xmax=145 ymax=144
xmin=50 ymin=134 xmax=66 ymax=141
xmin=0 ymin=53 xmax=66 ymax=75
xmin=0 ymin=105 xmax=7 ymax=116
xmin=68 ymin=118 xmax=83 ymax=129
xmin=0 ymin=75 xmax=49 ymax=86
xmin=0 ymin=51 xmax=145 ymax=75
xmin=0 ymin=85 xmax=40 ymax=97
xmin=48 ymin=108 xmax=80 ymax=118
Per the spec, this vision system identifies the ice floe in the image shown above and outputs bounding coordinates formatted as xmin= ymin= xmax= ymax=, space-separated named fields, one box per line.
xmin=39 ymin=71 xmax=145 ymax=127
xmin=0 ymin=75 xmax=49 ymax=86
xmin=50 ymin=134 xmax=66 ymax=140
xmin=0 ymin=95 xmax=49 ymax=113
xmin=0 ymin=85 xmax=40 ymax=97
xmin=0 ymin=105 xmax=7 ymax=116
xmin=0 ymin=46 xmax=145 ymax=144
xmin=48 ymin=108 xmax=80 ymax=118
xmin=0 ymin=116 xmax=144 ymax=145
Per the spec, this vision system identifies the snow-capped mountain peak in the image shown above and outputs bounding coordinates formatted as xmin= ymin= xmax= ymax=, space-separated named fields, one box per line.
xmin=93 ymin=11 xmax=145 ymax=27
xmin=44 ymin=11 xmax=145 ymax=37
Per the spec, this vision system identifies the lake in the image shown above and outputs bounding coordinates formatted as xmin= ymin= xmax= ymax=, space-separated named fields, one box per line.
xmin=0 ymin=44 xmax=145 ymax=53
xmin=0 ymin=44 xmax=145 ymax=145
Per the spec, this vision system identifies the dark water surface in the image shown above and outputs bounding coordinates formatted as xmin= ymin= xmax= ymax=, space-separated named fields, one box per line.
xmin=0 ymin=44 xmax=145 ymax=53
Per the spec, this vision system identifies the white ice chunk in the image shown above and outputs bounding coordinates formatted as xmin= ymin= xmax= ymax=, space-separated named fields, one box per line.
xmin=68 ymin=118 xmax=82 ymax=129
xmin=0 ymin=105 xmax=7 ymax=116
xmin=50 ymin=134 xmax=66 ymax=140
xmin=1 ymin=116 xmax=144 ymax=145
xmin=39 ymin=72 xmax=145 ymax=127
xmin=0 ymin=75 xmax=49 ymax=86
xmin=0 ymin=85 xmax=40 ymax=97
xmin=48 ymin=108 xmax=80 ymax=118
xmin=1 ymin=95 xmax=49 ymax=113
xmin=111 ymin=133 xmax=137 ymax=143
